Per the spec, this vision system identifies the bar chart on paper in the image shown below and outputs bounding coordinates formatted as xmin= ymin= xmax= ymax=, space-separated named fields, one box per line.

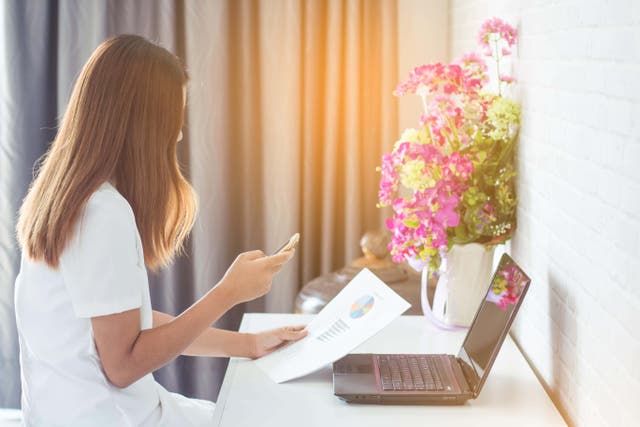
xmin=254 ymin=269 xmax=411 ymax=383
xmin=316 ymin=319 xmax=351 ymax=342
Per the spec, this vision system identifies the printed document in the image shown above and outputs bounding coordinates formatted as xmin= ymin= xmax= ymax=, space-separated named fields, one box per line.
xmin=254 ymin=268 xmax=411 ymax=383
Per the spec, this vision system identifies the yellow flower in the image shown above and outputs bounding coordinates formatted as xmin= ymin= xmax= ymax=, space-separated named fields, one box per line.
xmin=493 ymin=276 xmax=507 ymax=294
xmin=419 ymin=246 xmax=438 ymax=261
xmin=400 ymin=159 xmax=435 ymax=192
xmin=496 ymin=182 xmax=516 ymax=212
xmin=393 ymin=128 xmax=429 ymax=150
xmin=486 ymin=97 xmax=520 ymax=141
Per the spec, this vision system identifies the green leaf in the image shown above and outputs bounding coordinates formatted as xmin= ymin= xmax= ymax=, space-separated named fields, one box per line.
xmin=402 ymin=217 xmax=420 ymax=228
xmin=477 ymin=151 xmax=487 ymax=163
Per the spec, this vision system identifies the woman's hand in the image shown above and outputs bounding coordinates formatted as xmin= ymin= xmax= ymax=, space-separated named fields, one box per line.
xmin=250 ymin=325 xmax=308 ymax=359
xmin=220 ymin=249 xmax=295 ymax=305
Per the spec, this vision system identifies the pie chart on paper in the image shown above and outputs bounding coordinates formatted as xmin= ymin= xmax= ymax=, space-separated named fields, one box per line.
xmin=349 ymin=294 xmax=375 ymax=319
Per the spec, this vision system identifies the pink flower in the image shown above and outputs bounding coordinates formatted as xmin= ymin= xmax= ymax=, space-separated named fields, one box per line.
xmin=447 ymin=152 xmax=474 ymax=179
xmin=478 ymin=17 xmax=518 ymax=49
xmin=379 ymin=142 xmax=472 ymax=262
xmin=377 ymin=151 xmax=404 ymax=205
xmin=455 ymin=51 xmax=490 ymax=86
xmin=455 ymin=52 xmax=488 ymax=71
xmin=433 ymin=192 xmax=460 ymax=228
xmin=484 ymin=203 xmax=495 ymax=215
xmin=394 ymin=62 xmax=483 ymax=99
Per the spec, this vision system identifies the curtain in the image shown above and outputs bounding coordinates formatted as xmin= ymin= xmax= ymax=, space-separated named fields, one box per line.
xmin=1 ymin=0 xmax=399 ymax=407
xmin=185 ymin=0 xmax=398 ymax=316
xmin=0 ymin=0 xmax=57 ymax=409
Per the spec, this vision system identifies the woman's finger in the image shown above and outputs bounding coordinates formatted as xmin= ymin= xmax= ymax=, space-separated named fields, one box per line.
xmin=262 ymin=252 xmax=295 ymax=274
xmin=277 ymin=327 xmax=307 ymax=341
xmin=283 ymin=325 xmax=306 ymax=332
xmin=244 ymin=250 xmax=265 ymax=260
xmin=264 ymin=250 xmax=295 ymax=267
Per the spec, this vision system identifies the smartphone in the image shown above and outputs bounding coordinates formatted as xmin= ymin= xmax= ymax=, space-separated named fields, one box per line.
xmin=272 ymin=233 xmax=300 ymax=255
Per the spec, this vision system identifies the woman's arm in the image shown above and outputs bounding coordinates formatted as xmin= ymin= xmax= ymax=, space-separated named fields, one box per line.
xmin=152 ymin=310 xmax=307 ymax=358
xmin=152 ymin=310 xmax=255 ymax=357
xmin=91 ymin=250 xmax=294 ymax=388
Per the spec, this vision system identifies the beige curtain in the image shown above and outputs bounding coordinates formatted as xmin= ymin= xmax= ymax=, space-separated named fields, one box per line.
xmin=185 ymin=0 xmax=398 ymax=313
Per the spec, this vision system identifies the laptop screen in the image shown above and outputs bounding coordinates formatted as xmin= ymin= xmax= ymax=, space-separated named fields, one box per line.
xmin=456 ymin=254 xmax=531 ymax=395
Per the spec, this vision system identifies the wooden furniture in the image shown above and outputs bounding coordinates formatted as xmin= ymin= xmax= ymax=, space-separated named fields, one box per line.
xmin=295 ymin=230 xmax=424 ymax=315
xmin=212 ymin=313 xmax=567 ymax=426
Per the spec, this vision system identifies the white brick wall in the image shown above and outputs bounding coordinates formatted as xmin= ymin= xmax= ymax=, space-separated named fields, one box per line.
xmin=449 ymin=1 xmax=640 ymax=426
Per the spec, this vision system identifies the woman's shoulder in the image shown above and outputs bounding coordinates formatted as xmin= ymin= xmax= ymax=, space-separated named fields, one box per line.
xmin=82 ymin=182 xmax=136 ymax=233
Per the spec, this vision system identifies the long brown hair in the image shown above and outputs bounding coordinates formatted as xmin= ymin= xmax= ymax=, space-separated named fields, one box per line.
xmin=16 ymin=35 xmax=197 ymax=272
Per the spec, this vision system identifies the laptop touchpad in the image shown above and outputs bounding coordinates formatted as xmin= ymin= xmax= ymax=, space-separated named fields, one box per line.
xmin=335 ymin=354 xmax=373 ymax=374
xmin=334 ymin=354 xmax=378 ymax=395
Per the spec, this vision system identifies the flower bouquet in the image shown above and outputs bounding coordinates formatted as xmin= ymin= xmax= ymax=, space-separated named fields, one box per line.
xmin=377 ymin=18 xmax=521 ymax=326
xmin=486 ymin=259 xmax=528 ymax=310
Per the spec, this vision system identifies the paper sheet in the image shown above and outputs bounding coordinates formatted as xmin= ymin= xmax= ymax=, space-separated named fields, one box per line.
xmin=254 ymin=268 xmax=411 ymax=383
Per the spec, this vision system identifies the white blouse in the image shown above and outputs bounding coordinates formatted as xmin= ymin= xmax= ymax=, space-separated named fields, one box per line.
xmin=14 ymin=181 xmax=215 ymax=426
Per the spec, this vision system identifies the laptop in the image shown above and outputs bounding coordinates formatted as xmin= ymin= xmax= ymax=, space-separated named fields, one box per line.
xmin=333 ymin=253 xmax=531 ymax=405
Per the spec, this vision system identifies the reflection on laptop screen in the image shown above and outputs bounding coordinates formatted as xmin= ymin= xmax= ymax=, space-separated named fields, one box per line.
xmin=457 ymin=254 xmax=531 ymax=394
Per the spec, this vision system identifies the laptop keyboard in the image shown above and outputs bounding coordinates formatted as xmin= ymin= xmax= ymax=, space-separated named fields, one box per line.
xmin=376 ymin=354 xmax=446 ymax=391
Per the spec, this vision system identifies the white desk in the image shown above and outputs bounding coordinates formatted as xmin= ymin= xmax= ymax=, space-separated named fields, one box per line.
xmin=213 ymin=313 xmax=566 ymax=426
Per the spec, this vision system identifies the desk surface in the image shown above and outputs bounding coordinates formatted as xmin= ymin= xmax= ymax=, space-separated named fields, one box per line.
xmin=213 ymin=313 xmax=566 ymax=427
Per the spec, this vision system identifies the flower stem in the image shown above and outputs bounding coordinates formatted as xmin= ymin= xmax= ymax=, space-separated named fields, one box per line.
xmin=444 ymin=115 xmax=461 ymax=152
xmin=494 ymin=37 xmax=502 ymax=96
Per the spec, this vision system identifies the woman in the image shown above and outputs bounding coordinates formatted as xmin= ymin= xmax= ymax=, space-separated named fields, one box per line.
xmin=14 ymin=35 xmax=306 ymax=426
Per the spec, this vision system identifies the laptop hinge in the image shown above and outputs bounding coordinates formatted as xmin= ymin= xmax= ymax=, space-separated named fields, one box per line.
xmin=455 ymin=357 xmax=477 ymax=398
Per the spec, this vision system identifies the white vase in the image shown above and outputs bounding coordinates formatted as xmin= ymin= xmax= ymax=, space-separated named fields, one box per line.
xmin=422 ymin=243 xmax=496 ymax=328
